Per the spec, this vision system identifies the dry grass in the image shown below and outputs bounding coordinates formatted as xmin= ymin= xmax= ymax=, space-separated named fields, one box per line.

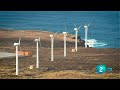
xmin=0 ymin=66 xmax=119 ymax=79
xmin=0 ymin=30 xmax=119 ymax=79
xmin=40 ymin=70 xmax=120 ymax=79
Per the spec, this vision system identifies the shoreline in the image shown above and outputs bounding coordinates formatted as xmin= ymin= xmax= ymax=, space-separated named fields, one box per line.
xmin=0 ymin=29 xmax=85 ymax=48
xmin=0 ymin=29 xmax=119 ymax=79
xmin=0 ymin=29 xmax=119 ymax=49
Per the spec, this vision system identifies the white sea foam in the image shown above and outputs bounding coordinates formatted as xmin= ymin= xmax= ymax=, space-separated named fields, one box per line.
xmin=86 ymin=39 xmax=107 ymax=48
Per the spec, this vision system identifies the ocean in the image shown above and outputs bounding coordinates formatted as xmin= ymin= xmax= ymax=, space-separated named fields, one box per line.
xmin=0 ymin=11 xmax=119 ymax=48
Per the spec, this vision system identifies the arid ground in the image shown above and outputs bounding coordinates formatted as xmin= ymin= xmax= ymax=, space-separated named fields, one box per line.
xmin=0 ymin=29 xmax=119 ymax=79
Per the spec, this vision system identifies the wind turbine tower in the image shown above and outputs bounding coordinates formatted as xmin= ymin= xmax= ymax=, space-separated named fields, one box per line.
xmin=34 ymin=37 xmax=40 ymax=68
xmin=14 ymin=37 xmax=21 ymax=75
xmin=49 ymin=34 xmax=54 ymax=61
xmin=74 ymin=25 xmax=82 ymax=52
xmin=74 ymin=27 xmax=78 ymax=51
xmin=63 ymin=32 xmax=67 ymax=57
xmin=84 ymin=25 xmax=88 ymax=48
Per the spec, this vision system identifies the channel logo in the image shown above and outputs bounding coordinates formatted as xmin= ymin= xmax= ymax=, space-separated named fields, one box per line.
xmin=96 ymin=64 xmax=112 ymax=74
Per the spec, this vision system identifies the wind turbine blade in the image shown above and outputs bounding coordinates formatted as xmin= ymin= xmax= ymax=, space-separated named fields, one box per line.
xmin=37 ymin=36 xmax=43 ymax=61
xmin=88 ymin=24 xmax=89 ymax=27
xmin=48 ymin=25 xmax=53 ymax=33
xmin=90 ymin=16 xmax=95 ymax=27
xmin=39 ymin=37 xmax=40 ymax=41
xmin=71 ymin=16 xmax=77 ymax=28
xmin=64 ymin=22 xmax=68 ymax=32
xmin=39 ymin=40 xmax=42 ymax=48
xmin=18 ymin=36 xmax=21 ymax=51
xmin=54 ymin=32 xmax=58 ymax=36
xmin=73 ymin=24 xmax=77 ymax=28
xmin=78 ymin=25 xmax=82 ymax=30
xmin=88 ymin=16 xmax=95 ymax=27
xmin=54 ymin=26 xmax=59 ymax=37
xmin=39 ymin=37 xmax=42 ymax=49
xmin=18 ymin=36 xmax=21 ymax=45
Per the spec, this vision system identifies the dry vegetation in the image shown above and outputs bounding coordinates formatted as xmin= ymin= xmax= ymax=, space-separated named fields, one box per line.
xmin=0 ymin=30 xmax=120 ymax=79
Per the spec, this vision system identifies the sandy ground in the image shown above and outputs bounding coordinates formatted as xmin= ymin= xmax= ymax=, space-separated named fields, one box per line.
xmin=0 ymin=29 xmax=120 ymax=79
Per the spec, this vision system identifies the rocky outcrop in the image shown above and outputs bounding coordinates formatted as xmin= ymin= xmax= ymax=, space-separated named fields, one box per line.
xmin=71 ymin=35 xmax=89 ymax=47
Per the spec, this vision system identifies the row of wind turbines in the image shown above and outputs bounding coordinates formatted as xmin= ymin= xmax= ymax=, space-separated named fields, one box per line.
xmin=13 ymin=24 xmax=90 ymax=75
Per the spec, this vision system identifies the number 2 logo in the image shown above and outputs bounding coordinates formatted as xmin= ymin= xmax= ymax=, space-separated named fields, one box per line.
xmin=99 ymin=67 xmax=103 ymax=72
xmin=96 ymin=64 xmax=106 ymax=74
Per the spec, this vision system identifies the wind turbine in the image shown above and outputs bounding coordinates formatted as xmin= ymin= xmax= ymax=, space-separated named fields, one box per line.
xmin=14 ymin=36 xmax=21 ymax=75
xmin=49 ymin=31 xmax=58 ymax=61
xmin=84 ymin=16 xmax=95 ymax=48
xmin=49 ymin=34 xmax=54 ymax=61
xmin=63 ymin=32 xmax=67 ymax=57
xmin=34 ymin=37 xmax=40 ymax=68
xmin=84 ymin=24 xmax=88 ymax=48
xmin=63 ymin=22 xmax=68 ymax=57
xmin=74 ymin=24 xmax=82 ymax=52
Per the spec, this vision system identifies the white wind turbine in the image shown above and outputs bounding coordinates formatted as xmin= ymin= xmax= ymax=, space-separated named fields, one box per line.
xmin=49 ymin=31 xmax=58 ymax=61
xmin=63 ymin=32 xmax=67 ymax=57
xmin=84 ymin=16 xmax=95 ymax=48
xmin=63 ymin=22 xmax=68 ymax=57
xmin=48 ymin=27 xmax=53 ymax=62
xmin=14 ymin=36 xmax=21 ymax=75
xmin=49 ymin=34 xmax=54 ymax=61
xmin=74 ymin=24 xmax=82 ymax=52
xmin=34 ymin=37 xmax=40 ymax=68
xmin=84 ymin=24 xmax=89 ymax=48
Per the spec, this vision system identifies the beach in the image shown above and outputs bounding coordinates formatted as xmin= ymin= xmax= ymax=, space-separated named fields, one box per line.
xmin=0 ymin=29 xmax=119 ymax=79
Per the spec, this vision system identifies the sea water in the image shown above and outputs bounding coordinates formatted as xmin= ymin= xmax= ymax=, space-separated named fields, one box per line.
xmin=0 ymin=11 xmax=119 ymax=48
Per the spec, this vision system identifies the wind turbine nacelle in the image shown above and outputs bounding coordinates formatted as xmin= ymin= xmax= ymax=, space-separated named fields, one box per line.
xmin=63 ymin=32 xmax=67 ymax=35
xmin=84 ymin=25 xmax=88 ymax=28
xmin=34 ymin=39 xmax=40 ymax=42
xmin=14 ymin=43 xmax=20 ymax=46
xmin=49 ymin=34 xmax=54 ymax=38
xmin=74 ymin=28 xmax=78 ymax=31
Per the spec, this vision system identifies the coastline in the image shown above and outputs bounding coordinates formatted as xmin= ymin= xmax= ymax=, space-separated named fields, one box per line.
xmin=0 ymin=29 xmax=119 ymax=79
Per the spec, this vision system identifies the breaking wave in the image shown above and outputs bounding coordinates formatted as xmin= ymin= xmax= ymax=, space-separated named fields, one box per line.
xmin=86 ymin=39 xmax=107 ymax=48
